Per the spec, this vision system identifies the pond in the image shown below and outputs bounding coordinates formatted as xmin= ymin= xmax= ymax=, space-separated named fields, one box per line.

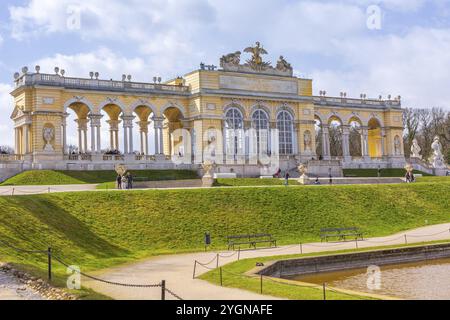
xmin=286 ymin=257 xmax=450 ymax=300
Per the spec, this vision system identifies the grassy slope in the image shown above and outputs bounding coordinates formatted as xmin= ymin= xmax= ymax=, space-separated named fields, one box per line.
xmin=343 ymin=168 xmax=432 ymax=177
xmin=0 ymin=180 xmax=448 ymax=293
xmin=1 ymin=170 xmax=199 ymax=186
xmin=215 ymin=178 xmax=300 ymax=187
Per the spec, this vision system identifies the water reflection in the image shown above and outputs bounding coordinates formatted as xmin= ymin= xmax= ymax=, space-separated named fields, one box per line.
xmin=286 ymin=258 xmax=450 ymax=300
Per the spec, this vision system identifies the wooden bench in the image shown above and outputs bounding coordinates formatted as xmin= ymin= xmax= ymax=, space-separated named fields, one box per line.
xmin=227 ymin=234 xmax=277 ymax=250
xmin=320 ymin=227 xmax=363 ymax=242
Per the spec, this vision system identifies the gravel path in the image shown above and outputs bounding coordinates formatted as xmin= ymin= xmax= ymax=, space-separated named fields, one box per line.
xmin=82 ymin=223 xmax=450 ymax=300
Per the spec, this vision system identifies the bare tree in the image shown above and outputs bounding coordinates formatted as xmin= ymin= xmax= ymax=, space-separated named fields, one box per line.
xmin=403 ymin=108 xmax=420 ymax=157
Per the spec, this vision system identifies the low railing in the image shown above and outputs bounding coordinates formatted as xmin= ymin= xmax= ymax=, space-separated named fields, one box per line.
xmin=102 ymin=155 xmax=125 ymax=161
xmin=15 ymin=73 xmax=190 ymax=94
xmin=0 ymin=154 xmax=23 ymax=162
xmin=65 ymin=154 xmax=93 ymax=161
xmin=312 ymin=96 xmax=401 ymax=108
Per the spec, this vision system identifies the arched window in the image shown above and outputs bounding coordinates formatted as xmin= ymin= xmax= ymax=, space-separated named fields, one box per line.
xmin=225 ymin=107 xmax=244 ymax=157
xmin=251 ymin=110 xmax=269 ymax=154
xmin=277 ymin=110 xmax=294 ymax=155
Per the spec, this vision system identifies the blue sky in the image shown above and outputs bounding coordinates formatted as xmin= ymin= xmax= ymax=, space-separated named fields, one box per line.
xmin=1 ymin=0 xmax=450 ymax=147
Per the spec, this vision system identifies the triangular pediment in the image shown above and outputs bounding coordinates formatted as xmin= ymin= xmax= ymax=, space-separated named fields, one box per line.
xmin=10 ymin=106 xmax=24 ymax=120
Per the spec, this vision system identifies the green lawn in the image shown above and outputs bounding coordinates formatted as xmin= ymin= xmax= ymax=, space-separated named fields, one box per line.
xmin=343 ymin=168 xmax=432 ymax=177
xmin=215 ymin=178 xmax=299 ymax=187
xmin=1 ymin=170 xmax=199 ymax=186
xmin=200 ymin=240 xmax=450 ymax=300
xmin=0 ymin=181 xmax=448 ymax=299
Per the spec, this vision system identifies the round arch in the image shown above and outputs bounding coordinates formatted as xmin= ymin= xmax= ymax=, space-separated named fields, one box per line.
xmin=63 ymin=97 xmax=94 ymax=113
xmin=223 ymin=102 xmax=247 ymax=120
xmin=130 ymin=100 xmax=158 ymax=118
xmin=249 ymin=103 xmax=272 ymax=120
xmin=160 ymin=102 xmax=186 ymax=119
xmin=367 ymin=117 xmax=383 ymax=158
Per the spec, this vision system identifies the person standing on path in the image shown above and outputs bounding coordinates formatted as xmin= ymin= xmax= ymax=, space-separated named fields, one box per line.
xmin=284 ymin=172 xmax=290 ymax=186
xmin=116 ymin=175 xmax=122 ymax=190
xmin=127 ymin=172 xmax=134 ymax=190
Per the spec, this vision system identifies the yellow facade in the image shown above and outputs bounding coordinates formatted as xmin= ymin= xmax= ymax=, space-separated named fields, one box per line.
xmin=8 ymin=44 xmax=405 ymax=171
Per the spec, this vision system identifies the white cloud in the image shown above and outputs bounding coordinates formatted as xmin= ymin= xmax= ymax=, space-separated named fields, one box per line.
xmin=7 ymin=0 xmax=450 ymax=112
xmin=34 ymin=47 xmax=149 ymax=81
xmin=312 ymin=27 xmax=450 ymax=109
xmin=0 ymin=83 xmax=14 ymax=147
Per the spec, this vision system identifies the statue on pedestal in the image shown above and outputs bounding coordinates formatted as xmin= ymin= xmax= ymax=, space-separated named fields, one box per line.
xmin=410 ymin=139 xmax=422 ymax=159
xmin=202 ymin=160 xmax=216 ymax=188
xmin=43 ymin=126 xmax=55 ymax=152
xmin=297 ymin=164 xmax=310 ymax=185
xmin=430 ymin=136 xmax=446 ymax=169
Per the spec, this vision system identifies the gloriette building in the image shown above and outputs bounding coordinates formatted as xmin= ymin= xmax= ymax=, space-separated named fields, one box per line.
xmin=5 ymin=43 xmax=406 ymax=177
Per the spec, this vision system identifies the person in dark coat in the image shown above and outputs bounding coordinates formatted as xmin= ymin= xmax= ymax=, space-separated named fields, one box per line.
xmin=127 ymin=172 xmax=133 ymax=189
xmin=284 ymin=172 xmax=290 ymax=186
xmin=116 ymin=175 xmax=122 ymax=189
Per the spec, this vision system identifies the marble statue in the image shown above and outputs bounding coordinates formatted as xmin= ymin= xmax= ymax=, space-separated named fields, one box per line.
xmin=410 ymin=139 xmax=422 ymax=159
xmin=304 ymin=131 xmax=312 ymax=153
xmin=244 ymin=42 xmax=271 ymax=71
xmin=394 ymin=136 xmax=402 ymax=156
xmin=220 ymin=51 xmax=241 ymax=67
xmin=276 ymin=56 xmax=292 ymax=72
xmin=297 ymin=163 xmax=310 ymax=185
xmin=43 ymin=127 xmax=55 ymax=152
xmin=430 ymin=136 xmax=446 ymax=169
xmin=202 ymin=160 xmax=216 ymax=187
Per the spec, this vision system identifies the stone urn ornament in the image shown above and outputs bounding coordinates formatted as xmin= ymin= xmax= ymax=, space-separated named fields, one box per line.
xmin=202 ymin=160 xmax=216 ymax=187
xmin=297 ymin=163 xmax=310 ymax=185
xmin=43 ymin=127 xmax=55 ymax=152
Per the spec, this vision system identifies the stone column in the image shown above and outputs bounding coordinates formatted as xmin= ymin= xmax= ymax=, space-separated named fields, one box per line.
xmin=23 ymin=124 xmax=29 ymax=154
xmin=138 ymin=121 xmax=149 ymax=155
xmin=83 ymin=128 xmax=88 ymax=154
xmin=380 ymin=127 xmax=386 ymax=158
xmin=90 ymin=122 xmax=96 ymax=153
xmin=107 ymin=120 xmax=120 ymax=151
xmin=14 ymin=128 xmax=20 ymax=155
xmin=321 ymin=125 xmax=331 ymax=160
xmin=159 ymin=126 xmax=164 ymax=155
xmin=61 ymin=115 xmax=68 ymax=155
xmin=76 ymin=119 xmax=88 ymax=154
xmin=123 ymin=123 xmax=128 ymax=154
xmin=129 ymin=126 xmax=134 ymax=154
xmin=89 ymin=114 xmax=102 ymax=153
xmin=342 ymin=125 xmax=351 ymax=162
xmin=96 ymin=126 xmax=101 ymax=153
xmin=154 ymin=124 xmax=159 ymax=155
xmin=121 ymin=115 xmax=135 ymax=154
xmin=361 ymin=126 xmax=370 ymax=161
xmin=78 ymin=127 xmax=83 ymax=153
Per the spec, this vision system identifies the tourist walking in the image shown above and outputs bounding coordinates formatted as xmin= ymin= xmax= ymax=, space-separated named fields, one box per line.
xmin=116 ymin=175 xmax=122 ymax=190
xmin=122 ymin=175 xmax=128 ymax=189
xmin=284 ymin=172 xmax=290 ymax=186
xmin=126 ymin=172 xmax=134 ymax=190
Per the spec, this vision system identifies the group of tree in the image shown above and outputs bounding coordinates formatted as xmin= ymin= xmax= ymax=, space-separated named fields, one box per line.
xmin=403 ymin=107 xmax=450 ymax=163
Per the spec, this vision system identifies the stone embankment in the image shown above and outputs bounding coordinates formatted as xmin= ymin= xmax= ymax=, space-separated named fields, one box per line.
xmin=0 ymin=262 xmax=77 ymax=300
